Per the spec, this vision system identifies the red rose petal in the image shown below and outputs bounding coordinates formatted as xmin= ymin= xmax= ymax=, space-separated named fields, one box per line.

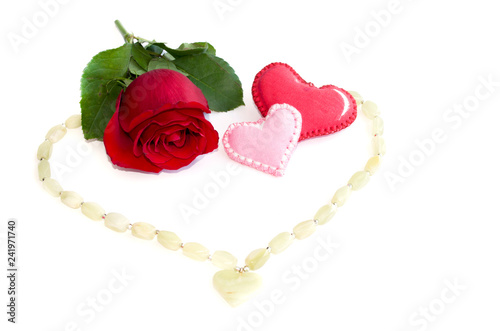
xmin=118 ymin=69 xmax=210 ymax=133
xmin=165 ymin=134 xmax=199 ymax=159
xmin=166 ymin=131 xmax=182 ymax=144
xmin=103 ymin=70 xmax=220 ymax=173
xmin=172 ymin=130 xmax=186 ymax=147
xmin=103 ymin=111 xmax=163 ymax=173
xmin=143 ymin=143 xmax=173 ymax=164
xmin=197 ymin=121 xmax=219 ymax=153
xmin=196 ymin=134 xmax=208 ymax=153
xmin=127 ymin=107 xmax=208 ymax=138
xmin=130 ymin=111 xmax=207 ymax=157
xmin=137 ymin=124 xmax=184 ymax=154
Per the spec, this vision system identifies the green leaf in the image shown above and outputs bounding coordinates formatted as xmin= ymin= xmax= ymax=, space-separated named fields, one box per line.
xmin=152 ymin=42 xmax=216 ymax=58
xmin=146 ymin=44 xmax=176 ymax=61
xmin=131 ymin=43 xmax=153 ymax=70
xmin=173 ymin=53 xmax=244 ymax=112
xmin=80 ymin=44 xmax=132 ymax=140
xmin=146 ymin=43 xmax=165 ymax=55
xmin=204 ymin=43 xmax=216 ymax=56
xmin=172 ymin=42 xmax=216 ymax=56
xmin=81 ymin=81 xmax=123 ymax=140
xmin=147 ymin=57 xmax=186 ymax=74
xmin=82 ymin=44 xmax=132 ymax=80
xmin=129 ymin=58 xmax=147 ymax=75
xmin=121 ymin=78 xmax=134 ymax=87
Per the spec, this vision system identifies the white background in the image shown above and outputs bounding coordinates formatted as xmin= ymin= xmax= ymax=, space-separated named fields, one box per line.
xmin=1 ymin=0 xmax=500 ymax=330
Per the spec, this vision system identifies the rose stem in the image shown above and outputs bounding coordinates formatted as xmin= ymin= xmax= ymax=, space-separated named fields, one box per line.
xmin=114 ymin=20 xmax=154 ymax=45
xmin=114 ymin=20 xmax=134 ymax=43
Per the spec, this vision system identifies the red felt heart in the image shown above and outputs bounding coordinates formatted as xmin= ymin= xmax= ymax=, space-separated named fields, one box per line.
xmin=252 ymin=62 xmax=357 ymax=141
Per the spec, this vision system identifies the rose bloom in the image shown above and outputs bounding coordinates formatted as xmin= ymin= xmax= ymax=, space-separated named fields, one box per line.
xmin=103 ymin=69 xmax=219 ymax=173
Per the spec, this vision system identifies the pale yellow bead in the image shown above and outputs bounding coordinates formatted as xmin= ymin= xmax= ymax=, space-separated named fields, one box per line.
xmin=213 ymin=269 xmax=262 ymax=307
xmin=81 ymin=202 xmax=105 ymax=221
xmin=362 ymin=101 xmax=380 ymax=119
xmin=372 ymin=117 xmax=384 ymax=136
xmin=212 ymin=250 xmax=238 ymax=270
xmin=268 ymin=232 xmax=294 ymax=254
xmin=42 ymin=178 xmax=63 ymax=197
xmin=183 ymin=242 xmax=210 ymax=261
xmin=157 ymin=231 xmax=182 ymax=251
xmin=38 ymin=160 xmax=51 ymax=181
xmin=45 ymin=124 xmax=67 ymax=143
xmin=245 ymin=248 xmax=271 ymax=271
xmin=293 ymin=220 xmax=317 ymax=240
xmin=331 ymin=185 xmax=351 ymax=207
xmin=348 ymin=171 xmax=370 ymax=190
xmin=37 ymin=140 xmax=53 ymax=160
xmin=373 ymin=136 xmax=386 ymax=156
xmin=314 ymin=204 xmax=337 ymax=225
xmin=365 ymin=155 xmax=381 ymax=175
xmin=104 ymin=213 xmax=130 ymax=232
xmin=348 ymin=91 xmax=363 ymax=105
xmin=131 ymin=222 xmax=156 ymax=240
xmin=65 ymin=114 xmax=82 ymax=129
xmin=60 ymin=191 xmax=83 ymax=209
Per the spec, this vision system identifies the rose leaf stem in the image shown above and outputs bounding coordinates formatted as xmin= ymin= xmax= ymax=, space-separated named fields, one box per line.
xmin=135 ymin=36 xmax=155 ymax=44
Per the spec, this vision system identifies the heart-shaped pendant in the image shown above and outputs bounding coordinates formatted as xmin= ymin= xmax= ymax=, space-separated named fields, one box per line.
xmin=252 ymin=62 xmax=357 ymax=141
xmin=213 ymin=269 xmax=263 ymax=307
xmin=222 ymin=103 xmax=302 ymax=176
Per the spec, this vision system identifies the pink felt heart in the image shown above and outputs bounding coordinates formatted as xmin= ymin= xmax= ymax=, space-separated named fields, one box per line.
xmin=223 ymin=104 xmax=302 ymax=177
xmin=252 ymin=62 xmax=357 ymax=141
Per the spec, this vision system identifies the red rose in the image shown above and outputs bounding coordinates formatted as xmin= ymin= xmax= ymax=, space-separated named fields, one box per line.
xmin=103 ymin=69 xmax=219 ymax=173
